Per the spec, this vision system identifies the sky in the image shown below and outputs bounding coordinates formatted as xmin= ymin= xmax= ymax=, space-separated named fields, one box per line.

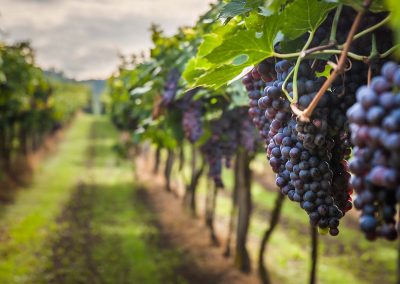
xmin=0 ymin=0 xmax=212 ymax=80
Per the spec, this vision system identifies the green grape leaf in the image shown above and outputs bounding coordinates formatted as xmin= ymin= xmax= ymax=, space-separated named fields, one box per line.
xmin=244 ymin=11 xmax=266 ymax=31
xmin=205 ymin=30 xmax=272 ymax=64
xmin=279 ymin=36 xmax=308 ymax=53
xmin=187 ymin=13 xmax=282 ymax=89
xmin=260 ymin=0 xmax=294 ymax=14
xmin=219 ymin=0 xmax=263 ymax=19
xmin=205 ymin=13 xmax=281 ymax=65
xmin=324 ymin=0 xmax=387 ymax=12
xmin=197 ymin=34 xmax=222 ymax=57
xmin=182 ymin=57 xmax=211 ymax=84
xmin=196 ymin=21 xmax=238 ymax=57
xmin=219 ymin=0 xmax=253 ymax=18
xmin=282 ymin=0 xmax=337 ymax=39
xmin=192 ymin=64 xmax=251 ymax=89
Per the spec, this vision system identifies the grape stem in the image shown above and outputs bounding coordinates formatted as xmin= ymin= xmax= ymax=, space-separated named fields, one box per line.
xmin=292 ymin=31 xmax=315 ymax=103
xmin=274 ymin=49 xmax=366 ymax=61
xmin=379 ymin=44 xmax=400 ymax=59
xmin=281 ymin=67 xmax=295 ymax=102
xmin=303 ymin=43 xmax=337 ymax=56
xmin=329 ymin=5 xmax=343 ymax=43
xmin=311 ymin=49 xmax=365 ymax=61
xmin=367 ymin=64 xmax=372 ymax=86
xmin=291 ymin=0 xmax=373 ymax=122
xmin=369 ymin=34 xmax=379 ymax=60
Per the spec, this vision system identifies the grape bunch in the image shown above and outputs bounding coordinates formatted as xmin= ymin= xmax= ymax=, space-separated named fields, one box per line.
xmin=245 ymin=59 xmax=355 ymax=236
xmin=178 ymin=88 xmax=203 ymax=144
xmin=161 ymin=68 xmax=180 ymax=107
xmin=294 ymin=66 xmax=354 ymax=216
xmin=242 ymin=5 xmax=398 ymax=237
xmin=243 ymin=61 xmax=272 ymax=144
xmin=202 ymin=107 xmax=258 ymax=187
xmin=347 ymin=61 xmax=400 ymax=240
xmin=182 ymin=102 xmax=203 ymax=143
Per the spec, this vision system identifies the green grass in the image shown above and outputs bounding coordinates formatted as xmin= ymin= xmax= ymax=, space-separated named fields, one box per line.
xmin=0 ymin=114 xmax=92 ymax=283
xmin=0 ymin=114 xmax=185 ymax=284
xmin=85 ymin=117 xmax=185 ymax=284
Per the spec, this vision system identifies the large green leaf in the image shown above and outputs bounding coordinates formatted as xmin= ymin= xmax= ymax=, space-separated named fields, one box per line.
xmin=182 ymin=57 xmax=210 ymax=84
xmin=184 ymin=15 xmax=282 ymax=89
xmin=282 ymin=0 xmax=337 ymax=39
xmin=218 ymin=0 xmax=263 ymax=19
xmin=187 ymin=14 xmax=281 ymax=89
xmin=197 ymin=22 xmax=238 ymax=57
xmin=244 ymin=11 xmax=266 ymax=31
xmin=219 ymin=0 xmax=253 ymax=18
xmin=193 ymin=64 xmax=250 ymax=89
xmin=205 ymin=30 xmax=272 ymax=64
xmin=197 ymin=34 xmax=222 ymax=57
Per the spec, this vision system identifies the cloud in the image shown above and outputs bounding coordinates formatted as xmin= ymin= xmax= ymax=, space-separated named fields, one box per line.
xmin=0 ymin=0 xmax=212 ymax=79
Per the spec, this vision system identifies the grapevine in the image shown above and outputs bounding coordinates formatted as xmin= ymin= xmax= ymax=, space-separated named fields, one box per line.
xmin=106 ymin=0 xmax=400 ymax=283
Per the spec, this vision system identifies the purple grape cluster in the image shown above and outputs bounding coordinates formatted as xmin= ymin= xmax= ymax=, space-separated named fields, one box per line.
xmin=202 ymin=107 xmax=258 ymax=187
xmin=294 ymin=68 xmax=354 ymax=217
xmin=161 ymin=68 xmax=180 ymax=107
xmin=182 ymin=102 xmax=203 ymax=143
xmin=243 ymin=66 xmax=270 ymax=143
xmin=347 ymin=61 xmax=400 ymax=240
xmin=178 ymin=88 xmax=203 ymax=144
xmin=241 ymin=6 xmax=397 ymax=237
xmin=244 ymin=59 xmax=356 ymax=236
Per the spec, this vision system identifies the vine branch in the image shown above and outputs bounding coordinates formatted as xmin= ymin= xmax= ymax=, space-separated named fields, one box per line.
xmin=291 ymin=0 xmax=373 ymax=122
xmin=274 ymin=48 xmax=366 ymax=61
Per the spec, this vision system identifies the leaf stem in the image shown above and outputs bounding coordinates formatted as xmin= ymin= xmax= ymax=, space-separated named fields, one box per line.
xmin=329 ymin=5 xmax=343 ymax=43
xmin=303 ymin=43 xmax=337 ymax=56
xmin=273 ymin=51 xmax=303 ymax=58
xmin=369 ymin=34 xmax=378 ymax=59
xmin=281 ymin=67 xmax=295 ymax=102
xmin=312 ymin=49 xmax=366 ymax=61
xmin=292 ymin=31 xmax=315 ymax=103
xmin=379 ymin=44 xmax=400 ymax=59
xmin=274 ymin=49 xmax=366 ymax=61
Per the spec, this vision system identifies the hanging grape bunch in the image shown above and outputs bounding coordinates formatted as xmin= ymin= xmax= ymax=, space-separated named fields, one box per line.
xmin=243 ymin=59 xmax=274 ymax=144
xmin=348 ymin=62 xmax=400 ymax=240
xmin=242 ymin=4 xmax=398 ymax=237
xmin=161 ymin=68 xmax=180 ymax=107
xmin=202 ymin=107 xmax=258 ymax=187
xmin=179 ymin=88 xmax=203 ymax=144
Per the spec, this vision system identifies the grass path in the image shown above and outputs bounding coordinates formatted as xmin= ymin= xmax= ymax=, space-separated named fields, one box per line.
xmin=0 ymin=114 xmax=183 ymax=284
xmin=0 ymin=114 xmax=92 ymax=283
